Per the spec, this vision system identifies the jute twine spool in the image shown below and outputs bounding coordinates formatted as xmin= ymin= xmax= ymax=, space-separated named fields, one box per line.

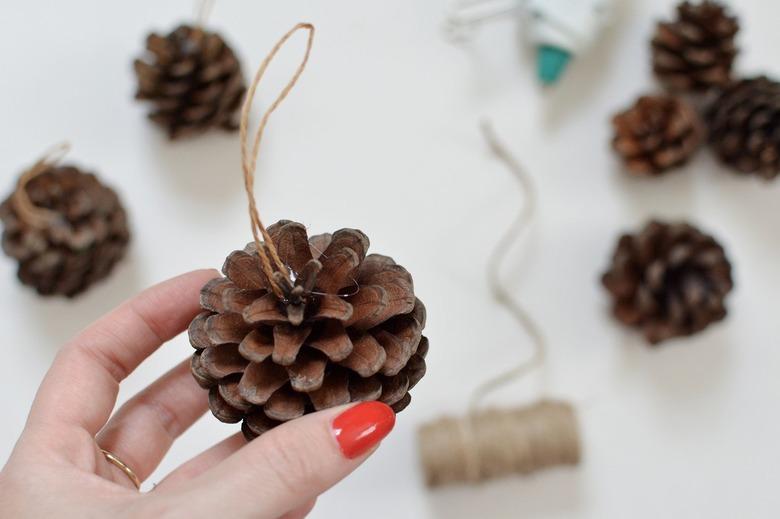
xmin=417 ymin=123 xmax=581 ymax=487
xmin=419 ymin=400 xmax=580 ymax=487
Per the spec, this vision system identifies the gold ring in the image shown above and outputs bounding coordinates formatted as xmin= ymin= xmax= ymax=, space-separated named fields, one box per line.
xmin=101 ymin=449 xmax=141 ymax=490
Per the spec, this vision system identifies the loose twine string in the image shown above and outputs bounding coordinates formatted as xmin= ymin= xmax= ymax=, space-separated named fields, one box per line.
xmin=418 ymin=123 xmax=580 ymax=487
xmin=195 ymin=0 xmax=216 ymax=28
xmin=238 ymin=23 xmax=315 ymax=299
xmin=11 ymin=142 xmax=71 ymax=230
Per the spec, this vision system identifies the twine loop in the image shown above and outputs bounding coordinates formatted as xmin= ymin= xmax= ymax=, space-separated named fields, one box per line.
xmin=239 ymin=23 xmax=315 ymax=299
xmin=12 ymin=142 xmax=71 ymax=230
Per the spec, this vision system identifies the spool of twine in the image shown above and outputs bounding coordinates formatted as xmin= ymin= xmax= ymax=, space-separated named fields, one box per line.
xmin=419 ymin=400 xmax=580 ymax=487
xmin=417 ymin=123 xmax=581 ymax=487
xmin=11 ymin=143 xmax=70 ymax=230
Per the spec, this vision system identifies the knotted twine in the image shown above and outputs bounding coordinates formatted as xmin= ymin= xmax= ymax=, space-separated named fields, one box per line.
xmin=11 ymin=142 xmax=71 ymax=230
xmin=238 ymin=23 xmax=315 ymax=300
xmin=417 ymin=123 xmax=581 ymax=488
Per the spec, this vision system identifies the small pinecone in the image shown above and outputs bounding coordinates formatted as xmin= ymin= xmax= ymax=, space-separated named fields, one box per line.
xmin=651 ymin=1 xmax=739 ymax=92
xmin=612 ymin=94 xmax=704 ymax=175
xmin=134 ymin=25 xmax=246 ymax=139
xmin=601 ymin=221 xmax=733 ymax=344
xmin=706 ymin=76 xmax=780 ymax=179
xmin=189 ymin=220 xmax=428 ymax=440
xmin=0 ymin=166 xmax=130 ymax=297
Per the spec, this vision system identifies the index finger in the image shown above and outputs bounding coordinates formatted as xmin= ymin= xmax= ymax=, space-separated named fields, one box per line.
xmin=26 ymin=269 xmax=218 ymax=435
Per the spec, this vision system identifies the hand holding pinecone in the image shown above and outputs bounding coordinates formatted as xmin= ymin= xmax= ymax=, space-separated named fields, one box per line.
xmin=134 ymin=25 xmax=246 ymax=139
xmin=601 ymin=221 xmax=733 ymax=344
xmin=0 ymin=160 xmax=130 ymax=297
xmin=189 ymin=220 xmax=428 ymax=439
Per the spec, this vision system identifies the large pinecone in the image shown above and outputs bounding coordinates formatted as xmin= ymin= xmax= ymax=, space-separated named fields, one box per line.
xmin=612 ymin=94 xmax=704 ymax=175
xmin=651 ymin=1 xmax=739 ymax=92
xmin=0 ymin=166 xmax=130 ymax=297
xmin=706 ymin=76 xmax=780 ymax=179
xmin=601 ymin=221 xmax=733 ymax=344
xmin=134 ymin=25 xmax=246 ymax=139
xmin=189 ymin=220 xmax=428 ymax=439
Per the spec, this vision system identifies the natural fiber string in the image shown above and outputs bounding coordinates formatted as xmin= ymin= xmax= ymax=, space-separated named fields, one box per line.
xmin=239 ymin=23 xmax=315 ymax=299
xmin=471 ymin=121 xmax=546 ymax=410
xmin=417 ymin=123 xmax=580 ymax=487
xmin=195 ymin=0 xmax=216 ymax=28
xmin=11 ymin=142 xmax=71 ymax=230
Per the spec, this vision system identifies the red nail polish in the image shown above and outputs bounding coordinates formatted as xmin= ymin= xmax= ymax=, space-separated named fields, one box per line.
xmin=332 ymin=402 xmax=396 ymax=459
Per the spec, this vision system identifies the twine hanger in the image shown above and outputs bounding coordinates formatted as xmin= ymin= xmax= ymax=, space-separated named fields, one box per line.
xmin=195 ymin=0 xmax=216 ymax=28
xmin=11 ymin=142 xmax=71 ymax=230
xmin=417 ymin=123 xmax=580 ymax=487
xmin=238 ymin=23 xmax=315 ymax=300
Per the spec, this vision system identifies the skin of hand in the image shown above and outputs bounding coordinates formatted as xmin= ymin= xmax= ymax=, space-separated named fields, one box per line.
xmin=0 ymin=270 xmax=396 ymax=519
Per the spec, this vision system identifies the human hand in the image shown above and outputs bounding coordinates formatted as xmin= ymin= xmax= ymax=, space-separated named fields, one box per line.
xmin=0 ymin=270 xmax=396 ymax=519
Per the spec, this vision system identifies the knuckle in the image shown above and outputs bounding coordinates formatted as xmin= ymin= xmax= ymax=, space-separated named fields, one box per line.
xmin=259 ymin=432 xmax=322 ymax=493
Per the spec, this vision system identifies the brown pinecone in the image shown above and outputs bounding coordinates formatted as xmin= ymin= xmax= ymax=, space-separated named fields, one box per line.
xmin=0 ymin=166 xmax=130 ymax=297
xmin=189 ymin=220 xmax=428 ymax=439
xmin=651 ymin=1 xmax=739 ymax=92
xmin=612 ymin=94 xmax=704 ymax=175
xmin=601 ymin=221 xmax=733 ymax=344
xmin=134 ymin=25 xmax=246 ymax=139
xmin=706 ymin=76 xmax=780 ymax=179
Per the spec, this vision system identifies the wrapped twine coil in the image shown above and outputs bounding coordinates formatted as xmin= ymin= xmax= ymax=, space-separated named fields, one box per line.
xmin=417 ymin=124 xmax=581 ymax=487
xmin=419 ymin=400 xmax=580 ymax=487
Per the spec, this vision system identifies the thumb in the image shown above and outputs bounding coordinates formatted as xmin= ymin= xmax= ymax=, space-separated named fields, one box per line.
xmin=185 ymin=402 xmax=395 ymax=518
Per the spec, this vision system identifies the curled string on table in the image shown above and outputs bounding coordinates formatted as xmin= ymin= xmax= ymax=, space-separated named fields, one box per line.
xmin=238 ymin=23 xmax=315 ymax=299
xmin=11 ymin=142 xmax=71 ymax=230
xmin=417 ymin=122 xmax=580 ymax=488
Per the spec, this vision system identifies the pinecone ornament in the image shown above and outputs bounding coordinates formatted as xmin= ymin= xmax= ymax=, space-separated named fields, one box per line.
xmin=189 ymin=220 xmax=428 ymax=439
xmin=706 ymin=76 xmax=780 ymax=179
xmin=134 ymin=25 xmax=246 ymax=139
xmin=0 ymin=165 xmax=130 ymax=297
xmin=612 ymin=94 xmax=704 ymax=175
xmin=601 ymin=221 xmax=733 ymax=344
xmin=651 ymin=1 xmax=739 ymax=92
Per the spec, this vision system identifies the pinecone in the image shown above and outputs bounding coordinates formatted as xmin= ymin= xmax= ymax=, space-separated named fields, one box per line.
xmin=612 ymin=94 xmax=704 ymax=175
xmin=651 ymin=1 xmax=739 ymax=92
xmin=0 ymin=166 xmax=130 ymax=297
xmin=189 ymin=220 xmax=428 ymax=439
xmin=601 ymin=221 xmax=733 ymax=344
xmin=133 ymin=24 xmax=246 ymax=139
xmin=706 ymin=76 xmax=780 ymax=179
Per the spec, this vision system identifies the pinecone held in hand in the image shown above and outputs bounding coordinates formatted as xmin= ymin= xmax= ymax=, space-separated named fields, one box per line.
xmin=134 ymin=25 xmax=246 ymax=139
xmin=651 ymin=1 xmax=739 ymax=92
xmin=706 ymin=76 xmax=780 ymax=179
xmin=601 ymin=221 xmax=733 ymax=344
xmin=612 ymin=94 xmax=704 ymax=175
xmin=0 ymin=164 xmax=130 ymax=297
xmin=189 ymin=220 xmax=428 ymax=439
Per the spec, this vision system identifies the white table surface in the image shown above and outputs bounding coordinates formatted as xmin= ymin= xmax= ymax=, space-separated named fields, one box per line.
xmin=1 ymin=1 xmax=779 ymax=517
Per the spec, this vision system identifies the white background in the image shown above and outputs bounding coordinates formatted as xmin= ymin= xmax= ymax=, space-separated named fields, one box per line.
xmin=1 ymin=1 xmax=779 ymax=517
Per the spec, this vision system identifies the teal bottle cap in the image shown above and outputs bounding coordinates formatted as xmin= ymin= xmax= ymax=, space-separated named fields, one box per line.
xmin=537 ymin=45 xmax=572 ymax=86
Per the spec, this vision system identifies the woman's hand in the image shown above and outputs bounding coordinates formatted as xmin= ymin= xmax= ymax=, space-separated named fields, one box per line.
xmin=0 ymin=270 xmax=395 ymax=519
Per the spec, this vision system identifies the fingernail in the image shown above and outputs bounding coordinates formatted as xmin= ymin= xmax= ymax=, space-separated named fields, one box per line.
xmin=332 ymin=402 xmax=396 ymax=459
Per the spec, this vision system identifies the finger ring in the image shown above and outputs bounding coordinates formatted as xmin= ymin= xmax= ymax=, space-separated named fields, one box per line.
xmin=101 ymin=449 xmax=141 ymax=490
